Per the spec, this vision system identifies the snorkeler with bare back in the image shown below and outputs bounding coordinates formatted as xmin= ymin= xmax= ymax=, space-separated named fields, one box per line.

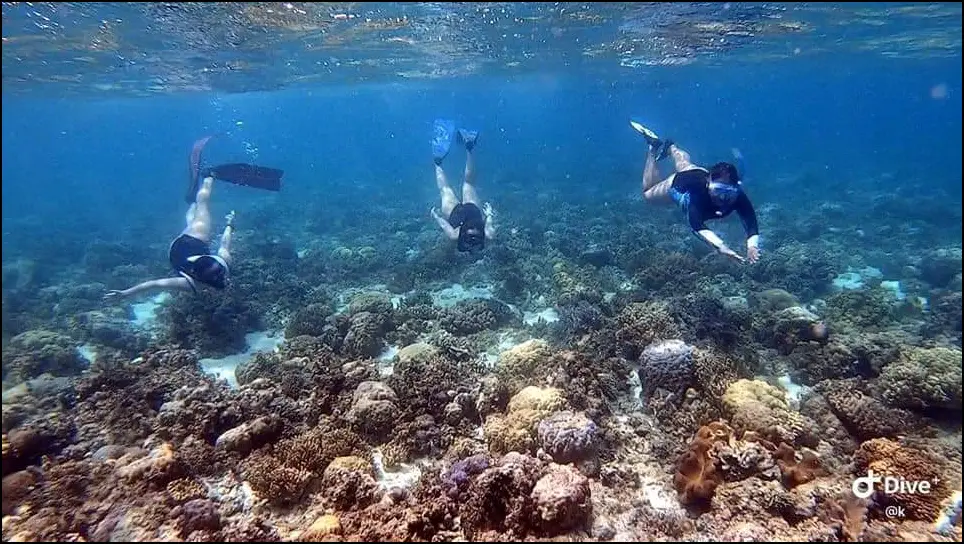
xmin=104 ymin=136 xmax=284 ymax=301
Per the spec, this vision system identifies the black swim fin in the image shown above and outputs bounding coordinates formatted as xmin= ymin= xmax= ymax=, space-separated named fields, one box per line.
xmin=205 ymin=163 xmax=284 ymax=192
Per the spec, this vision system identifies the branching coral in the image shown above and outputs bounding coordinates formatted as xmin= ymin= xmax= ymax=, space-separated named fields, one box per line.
xmin=242 ymin=424 xmax=369 ymax=506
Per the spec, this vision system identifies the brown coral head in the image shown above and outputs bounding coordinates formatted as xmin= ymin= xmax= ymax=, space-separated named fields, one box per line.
xmin=696 ymin=421 xmax=733 ymax=442
xmin=674 ymin=447 xmax=720 ymax=506
xmin=675 ymin=423 xmax=731 ymax=507
xmin=774 ymin=442 xmax=823 ymax=488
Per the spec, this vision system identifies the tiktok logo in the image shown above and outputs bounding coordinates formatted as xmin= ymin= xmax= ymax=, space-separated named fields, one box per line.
xmin=852 ymin=470 xmax=883 ymax=499
xmin=851 ymin=470 xmax=933 ymax=499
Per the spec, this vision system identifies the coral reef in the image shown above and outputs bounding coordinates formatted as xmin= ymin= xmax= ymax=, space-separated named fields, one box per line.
xmin=483 ymin=386 xmax=567 ymax=456
xmin=242 ymin=424 xmax=369 ymax=506
xmin=854 ymin=438 xmax=954 ymax=521
xmin=493 ymin=339 xmax=554 ymax=396
xmin=2 ymin=162 xmax=961 ymax=543
xmin=637 ymin=339 xmax=695 ymax=401
xmin=2 ymin=329 xmax=87 ymax=385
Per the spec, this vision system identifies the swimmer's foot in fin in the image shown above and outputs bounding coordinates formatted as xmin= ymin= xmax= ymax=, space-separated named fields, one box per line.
xmin=432 ymin=118 xmax=456 ymax=166
xmin=630 ymin=118 xmax=672 ymax=161
xmin=457 ymin=128 xmax=479 ymax=152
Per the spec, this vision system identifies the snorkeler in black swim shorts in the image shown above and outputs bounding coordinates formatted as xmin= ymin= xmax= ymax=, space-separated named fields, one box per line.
xmin=104 ymin=135 xmax=284 ymax=301
xmin=428 ymin=119 xmax=498 ymax=253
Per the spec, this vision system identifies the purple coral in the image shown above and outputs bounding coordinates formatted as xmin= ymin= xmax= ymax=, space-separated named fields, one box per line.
xmin=173 ymin=498 xmax=221 ymax=534
xmin=530 ymin=464 xmax=592 ymax=534
xmin=536 ymin=411 xmax=599 ymax=465
xmin=638 ymin=339 xmax=694 ymax=400
xmin=441 ymin=454 xmax=490 ymax=498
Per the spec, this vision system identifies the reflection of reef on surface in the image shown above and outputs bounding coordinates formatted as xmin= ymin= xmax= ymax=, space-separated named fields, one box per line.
xmin=2 ymin=3 xmax=961 ymax=96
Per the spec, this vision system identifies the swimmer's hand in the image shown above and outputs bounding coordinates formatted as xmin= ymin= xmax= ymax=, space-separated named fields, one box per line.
xmin=430 ymin=207 xmax=443 ymax=220
xmin=225 ymin=210 xmax=236 ymax=227
xmin=482 ymin=202 xmax=495 ymax=219
xmin=719 ymin=246 xmax=746 ymax=264
xmin=103 ymin=289 xmax=128 ymax=302
xmin=747 ymin=245 xmax=761 ymax=264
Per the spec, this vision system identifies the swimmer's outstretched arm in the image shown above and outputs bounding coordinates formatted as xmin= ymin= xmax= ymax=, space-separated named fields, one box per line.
xmin=104 ymin=277 xmax=194 ymax=301
xmin=430 ymin=207 xmax=459 ymax=240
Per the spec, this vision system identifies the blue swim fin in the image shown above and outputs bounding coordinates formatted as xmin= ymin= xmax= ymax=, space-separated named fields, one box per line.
xmin=457 ymin=128 xmax=479 ymax=152
xmin=432 ymin=119 xmax=456 ymax=165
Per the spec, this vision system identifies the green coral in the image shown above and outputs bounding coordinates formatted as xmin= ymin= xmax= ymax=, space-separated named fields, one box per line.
xmin=493 ymin=339 xmax=554 ymax=396
xmin=483 ymin=386 xmax=567 ymax=456
xmin=348 ymin=292 xmax=394 ymax=317
xmin=1 ymin=329 xmax=86 ymax=385
xmin=721 ymin=379 xmax=814 ymax=447
xmin=878 ymin=346 xmax=962 ymax=411
xmin=752 ymin=288 xmax=800 ymax=313
xmin=551 ymin=261 xmax=603 ymax=307
xmin=823 ymin=288 xmax=896 ymax=331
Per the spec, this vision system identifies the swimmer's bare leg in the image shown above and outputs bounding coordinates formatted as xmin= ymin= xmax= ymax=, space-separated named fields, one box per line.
xmin=182 ymin=176 xmax=215 ymax=243
xmin=668 ymin=144 xmax=706 ymax=173
xmin=436 ymin=165 xmax=460 ymax=217
xmin=461 ymin=148 xmax=480 ymax=207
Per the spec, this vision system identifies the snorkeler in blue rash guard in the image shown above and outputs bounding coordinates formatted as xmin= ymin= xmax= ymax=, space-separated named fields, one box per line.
xmin=631 ymin=120 xmax=761 ymax=264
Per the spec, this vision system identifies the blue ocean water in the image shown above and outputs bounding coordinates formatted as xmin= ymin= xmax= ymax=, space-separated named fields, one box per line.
xmin=1 ymin=3 xmax=962 ymax=541
xmin=3 ymin=3 xmax=960 ymax=257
